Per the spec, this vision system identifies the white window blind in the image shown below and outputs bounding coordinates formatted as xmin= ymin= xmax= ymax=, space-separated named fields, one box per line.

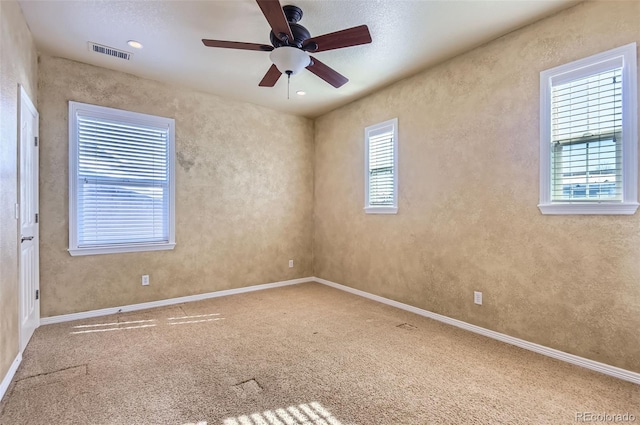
xmin=69 ymin=102 xmax=176 ymax=255
xmin=538 ymin=43 xmax=638 ymax=215
xmin=365 ymin=118 xmax=398 ymax=214
xmin=369 ymin=131 xmax=395 ymax=205
xmin=551 ymin=68 xmax=622 ymax=202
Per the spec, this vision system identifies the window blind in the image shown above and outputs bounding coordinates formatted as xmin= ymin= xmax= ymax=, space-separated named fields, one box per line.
xmin=76 ymin=115 xmax=170 ymax=247
xmin=551 ymin=67 xmax=622 ymax=201
xmin=368 ymin=131 xmax=395 ymax=206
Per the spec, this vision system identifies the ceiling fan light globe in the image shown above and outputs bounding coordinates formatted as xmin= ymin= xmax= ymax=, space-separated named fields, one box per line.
xmin=270 ymin=46 xmax=310 ymax=75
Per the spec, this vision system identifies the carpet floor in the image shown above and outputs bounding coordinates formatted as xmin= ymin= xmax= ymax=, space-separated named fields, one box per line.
xmin=0 ymin=282 xmax=638 ymax=424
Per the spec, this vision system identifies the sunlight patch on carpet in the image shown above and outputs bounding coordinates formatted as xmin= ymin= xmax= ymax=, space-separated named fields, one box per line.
xmin=168 ymin=313 xmax=221 ymax=320
xmin=223 ymin=402 xmax=343 ymax=425
xmin=70 ymin=314 xmax=225 ymax=334
xmin=71 ymin=319 xmax=157 ymax=334
xmin=73 ymin=319 xmax=156 ymax=328
xmin=168 ymin=318 xmax=225 ymax=326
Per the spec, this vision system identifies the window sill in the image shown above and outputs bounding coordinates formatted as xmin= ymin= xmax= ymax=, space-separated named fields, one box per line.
xmin=538 ymin=202 xmax=639 ymax=215
xmin=364 ymin=206 xmax=398 ymax=214
xmin=69 ymin=242 xmax=176 ymax=256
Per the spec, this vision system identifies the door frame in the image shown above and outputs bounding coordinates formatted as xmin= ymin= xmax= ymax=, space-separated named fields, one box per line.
xmin=18 ymin=84 xmax=40 ymax=352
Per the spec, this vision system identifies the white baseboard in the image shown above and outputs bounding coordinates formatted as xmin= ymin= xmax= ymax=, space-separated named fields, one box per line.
xmin=37 ymin=274 xmax=639 ymax=385
xmin=313 ymin=277 xmax=640 ymax=385
xmin=40 ymin=277 xmax=313 ymax=325
xmin=0 ymin=353 xmax=22 ymax=402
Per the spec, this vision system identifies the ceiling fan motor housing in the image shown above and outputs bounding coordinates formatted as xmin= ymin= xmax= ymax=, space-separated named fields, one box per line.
xmin=270 ymin=5 xmax=310 ymax=48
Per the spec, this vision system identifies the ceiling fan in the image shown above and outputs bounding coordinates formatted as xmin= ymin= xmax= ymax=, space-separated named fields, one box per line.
xmin=202 ymin=0 xmax=372 ymax=89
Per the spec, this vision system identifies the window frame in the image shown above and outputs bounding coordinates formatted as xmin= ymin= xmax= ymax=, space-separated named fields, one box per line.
xmin=364 ymin=118 xmax=398 ymax=214
xmin=538 ymin=43 xmax=638 ymax=215
xmin=68 ymin=101 xmax=176 ymax=256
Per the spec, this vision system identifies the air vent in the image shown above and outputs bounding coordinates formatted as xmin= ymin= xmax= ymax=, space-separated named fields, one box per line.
xmin=88 ymin=42 xmax=132 ymax=60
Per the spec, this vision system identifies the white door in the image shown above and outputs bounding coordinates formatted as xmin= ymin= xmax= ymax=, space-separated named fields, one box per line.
xmin=18 ymin=85 xmax=39 ymax=352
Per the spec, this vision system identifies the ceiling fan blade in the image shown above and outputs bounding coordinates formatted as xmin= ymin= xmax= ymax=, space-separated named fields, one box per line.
xmin=259 ymin=64 xmax=282 ymax=87
xmin=303 ymin=25 xmax=372 ymax=53
xmin=202 ymin=39 xmax=273 ymax=51
xmin=307 ymin=57 xmax=349 ymax=88
xmin=256 ymin=0 xmax=294 ymax=43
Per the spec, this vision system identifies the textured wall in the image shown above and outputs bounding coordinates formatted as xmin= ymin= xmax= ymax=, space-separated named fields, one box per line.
xmin=38 ymin=55 xmax=314 ymax=317
xmin=0 ymin=0 xmax=38 ymax=384
xmin=314 ymin=1 xmax=640 ymax=372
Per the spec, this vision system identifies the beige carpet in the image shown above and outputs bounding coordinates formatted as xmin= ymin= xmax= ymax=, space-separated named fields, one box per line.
xmin=1 ymin=282 xmax=638 ymax=425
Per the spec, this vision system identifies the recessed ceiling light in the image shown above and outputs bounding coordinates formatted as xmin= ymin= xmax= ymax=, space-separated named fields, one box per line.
xmin=296 ymin=91 xmax=306 ymax=96
xmin=127 ymin=40 xmax=143 ymax=49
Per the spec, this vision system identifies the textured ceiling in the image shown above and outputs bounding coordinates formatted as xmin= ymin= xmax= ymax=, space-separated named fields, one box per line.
xmin=19 ymin=0 xmax=579 ymax=118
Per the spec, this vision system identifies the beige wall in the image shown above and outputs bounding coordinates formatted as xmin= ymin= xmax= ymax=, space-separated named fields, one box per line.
xmin=38 ymin=55 xmax=314 ymax=317
xmin=4 ymin=0 xmax=640 ymax=388
xmin=0 ymin=0 xmax=38 ymax=384
xmin=313 ymin=1 xmax=640 ymax=372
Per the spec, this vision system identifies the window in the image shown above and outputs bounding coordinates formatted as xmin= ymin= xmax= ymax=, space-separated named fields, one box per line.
xmin=68 ymin=102 xmax=176 ymax=256
xmin=539 ymin=43 xmax=638 ymax=215
xmin=365 ymin=118 xmax=398 ymax=214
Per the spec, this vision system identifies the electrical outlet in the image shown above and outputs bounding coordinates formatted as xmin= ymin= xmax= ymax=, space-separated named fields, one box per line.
xmin=474 ymin=291 xmax=482 ymax=305
xmin=142 ymin=275 xmax=150 ymax=286
xmin=288 ymin=259 xmax=294 ymax=268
